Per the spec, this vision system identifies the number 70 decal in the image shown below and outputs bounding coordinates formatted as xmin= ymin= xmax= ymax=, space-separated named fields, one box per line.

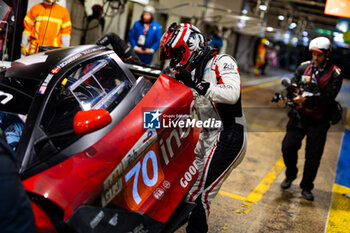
xmin=125 ymin=150 xmax=159 ymax=204
xmin=124 ymin=146 xmax=164 ymax=210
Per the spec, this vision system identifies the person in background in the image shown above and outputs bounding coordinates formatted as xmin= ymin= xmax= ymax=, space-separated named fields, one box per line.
xmin=21 ymin=0 xmax=72 ymax=55
xmin=280 ymin=37 xmax=343 ymax=201
xmin=0 ymin=6 xmax=15 ymax=60
xmin=254 ymin=38 xmax=267 ymax=76
xmin=160 ymin=23 xmax=247 ymax=233
xmin=209 ymin=26 xmax=223 ymax=51
xmin=128 ymin=5 xmax=162 ymax=65
xmin=84 ymin=4 xmax=105 ymax=44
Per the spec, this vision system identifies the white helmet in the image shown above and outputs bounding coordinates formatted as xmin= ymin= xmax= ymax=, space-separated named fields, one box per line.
xmin=309 ymin=37 xmax=331 ymax=53
xmin=143 ymin=5 xmax=155 ymax=15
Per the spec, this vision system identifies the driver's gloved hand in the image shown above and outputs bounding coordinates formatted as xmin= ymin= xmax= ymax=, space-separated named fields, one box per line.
xmin=175 ymin=68 xmax=210 ymax=96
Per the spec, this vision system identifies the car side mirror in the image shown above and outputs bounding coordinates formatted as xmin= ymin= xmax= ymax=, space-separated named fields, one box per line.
xmin=73 ymin=109 xmax=112 ymax=136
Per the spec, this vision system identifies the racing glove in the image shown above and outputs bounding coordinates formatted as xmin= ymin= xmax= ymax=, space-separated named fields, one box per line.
xmin=175 ymin=68 xmax=210 ymax=96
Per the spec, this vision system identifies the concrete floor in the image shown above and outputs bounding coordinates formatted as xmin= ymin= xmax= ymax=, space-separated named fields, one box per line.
xmin=176 ymin=71 xmax=346 ymax=233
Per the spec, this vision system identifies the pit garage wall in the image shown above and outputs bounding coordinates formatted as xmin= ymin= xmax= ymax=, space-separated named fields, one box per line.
xmin=25 ymin=0 xmax=243 ymax=65
xmin=234 ymin=34 xmax=258 ymax=74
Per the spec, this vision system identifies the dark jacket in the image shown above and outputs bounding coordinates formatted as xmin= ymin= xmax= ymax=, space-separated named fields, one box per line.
xmin=291 ymin=60 xmax=343 ymax=120
xmin=0 ymin=140 xmax=36 ymax=233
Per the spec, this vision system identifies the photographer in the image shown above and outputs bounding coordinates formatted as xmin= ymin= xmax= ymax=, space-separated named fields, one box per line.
xmin=280 ymin=37 xmax=343 ymax=201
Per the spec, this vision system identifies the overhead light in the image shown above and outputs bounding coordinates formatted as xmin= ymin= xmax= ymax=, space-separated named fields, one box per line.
xmin=302 ymin=31 xmax=308 ymax=37
xmin=266 ymin=27 xmax=274 ymax=32
xmin=288 ymin=22 xmax=297 ymax=29
xmin=337 ymin=21 xmax=348 ymax=32
xmin=227 ymin=15 xmax=253 ymax=21
xmin=283 ymin=31 xmax=291 ymax=44
xmin=237 ymin=19 xmax=246 ymax=29
xmin=291 ymin=37 xmax=298 ymax=47
xmin=302 ymin=37 xmax=309 ymax=46
xmin=259 ymin=4 xmax=268 ymax=11
xmin=278 ymin=15 xmax=285 ymax=21
xmin=242 ymin=4 xmax=248 ymax=15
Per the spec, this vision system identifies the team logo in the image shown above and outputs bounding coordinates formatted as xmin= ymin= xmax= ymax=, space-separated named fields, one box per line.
xmin=143 ymin=110 xmax=161 ymax=129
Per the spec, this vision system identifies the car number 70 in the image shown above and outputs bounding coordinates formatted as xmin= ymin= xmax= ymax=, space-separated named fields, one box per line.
xmin=124 ymin=150 xmax=161 ymax=208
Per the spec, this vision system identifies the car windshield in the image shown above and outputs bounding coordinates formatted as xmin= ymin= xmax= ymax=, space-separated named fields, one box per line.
xmin=35 ymin=55 xmax=133 ymax=158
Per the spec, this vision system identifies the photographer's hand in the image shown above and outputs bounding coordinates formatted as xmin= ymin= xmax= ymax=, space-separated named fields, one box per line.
xmin=293 ymin=94 xmax=306 ymax=104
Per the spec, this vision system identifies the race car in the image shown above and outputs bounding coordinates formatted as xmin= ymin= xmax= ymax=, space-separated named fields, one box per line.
xmin=0 ymin=45 xmax=199 ymax=232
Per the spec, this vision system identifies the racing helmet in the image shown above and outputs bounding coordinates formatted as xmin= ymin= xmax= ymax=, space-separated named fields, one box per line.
xmin=309 ymin=37 xmax=331 ymax=53
xmin=159 ymin=23 xmax=207 ymax=71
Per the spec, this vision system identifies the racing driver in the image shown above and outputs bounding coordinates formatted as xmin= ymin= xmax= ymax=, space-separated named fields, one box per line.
xmin=159 ymin=23 xmax=247 ymax=233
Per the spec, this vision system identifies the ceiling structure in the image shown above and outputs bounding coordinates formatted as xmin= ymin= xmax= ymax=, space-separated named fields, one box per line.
xmin=246 ymin=0 xmax=339 ymax=38
xmin=157 ymin=0 xmax=340 ymax=39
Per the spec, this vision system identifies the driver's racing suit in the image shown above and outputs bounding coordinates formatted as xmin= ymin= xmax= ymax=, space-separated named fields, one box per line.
xmin=186 ymin=54 xmax=247 ymax=233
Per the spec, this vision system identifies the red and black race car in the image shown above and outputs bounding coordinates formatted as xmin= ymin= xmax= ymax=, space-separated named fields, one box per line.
xmin=0 ymin=45 xmax=199 ymax=233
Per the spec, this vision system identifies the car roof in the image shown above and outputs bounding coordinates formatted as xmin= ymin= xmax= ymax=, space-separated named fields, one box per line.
xmin=0 ymin=45 xmax=110 ymax=114
xmin=5 ymin=45 xmax=109 ymax=81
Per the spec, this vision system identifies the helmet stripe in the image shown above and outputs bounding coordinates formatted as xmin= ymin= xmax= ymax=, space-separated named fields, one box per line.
xmin=167 ymin=30 xmax=178 ymax=47
xmin=171 ymin=27 xmax=187 ymax=48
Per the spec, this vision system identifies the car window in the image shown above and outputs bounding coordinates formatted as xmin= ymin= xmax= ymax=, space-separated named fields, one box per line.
xmin=40 ymin=55 xmax=132 ymax=151
xmin=0 ymin=112 xmax=26 ymax=151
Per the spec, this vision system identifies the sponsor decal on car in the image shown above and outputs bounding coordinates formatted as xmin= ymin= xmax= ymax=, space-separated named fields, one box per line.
xmin=121 ymin=129 xmax=158 ymax=169
xmin=38 ymin=47 xmax=107 ymax=94
xmin=130 ymin=223 xmax=149 ymax=233
xmin=180 ymin=160 xmax=198 ymax=188
xmin=152 ymin=180 xmax=171 ymax=200
xmin=108 ymin=213 xmax=119 ymax=227
xmin=101 ymin=129 xmax=158 ymax=207
xmin=90 ymin=211 xmax=104 ymax=229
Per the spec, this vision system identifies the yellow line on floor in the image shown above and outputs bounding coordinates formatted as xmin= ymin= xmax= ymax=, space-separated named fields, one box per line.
xmin=242 ymin=80 xmax=280 ymax=93
xmin=245 ymin=156 xmax=285 ymax=204
xmin=325 ymin=184 xmax=350 ymax=233
xmin=218 ymin=190 xmax=247 ymax=201
xmin=219 ymin=157 xmax=285 ymax=214
xmin=346 ymin=109 xmax=350 ymax=130
xmin=219 ymin=79 xmax=286 ymax=213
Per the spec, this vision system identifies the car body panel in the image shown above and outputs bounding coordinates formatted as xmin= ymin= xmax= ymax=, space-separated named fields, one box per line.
xmin=1 ymin=45 xmax=200 ymax=232
xmin=22 ymin=74 xmax=199 ymax=225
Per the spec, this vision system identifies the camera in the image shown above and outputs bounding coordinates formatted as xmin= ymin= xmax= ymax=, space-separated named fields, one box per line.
xmin=271 ymin=77 xmax=298 ymax=107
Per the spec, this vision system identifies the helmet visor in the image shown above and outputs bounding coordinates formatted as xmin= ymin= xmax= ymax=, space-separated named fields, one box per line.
xmin=159 ymin=45 xmax=185 ymax=60
xmin=159 ymin=47 xmax=172 ymax=61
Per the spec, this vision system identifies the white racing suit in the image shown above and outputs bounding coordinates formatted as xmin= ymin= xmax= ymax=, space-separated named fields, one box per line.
xmin=186 ymin=54 xmax=247 ymax=233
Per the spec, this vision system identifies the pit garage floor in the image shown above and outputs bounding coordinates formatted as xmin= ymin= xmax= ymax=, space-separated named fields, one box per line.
xmin=176 ymin=69 xmax=350 ymax=233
